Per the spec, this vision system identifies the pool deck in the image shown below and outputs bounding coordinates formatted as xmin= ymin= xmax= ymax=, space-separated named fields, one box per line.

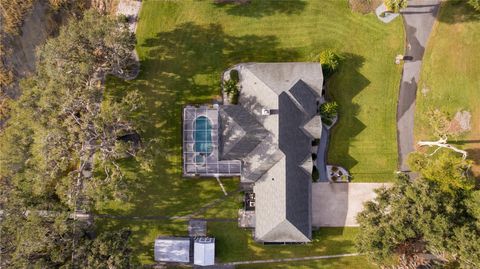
xmin=183 ymin=105 xmax=241 ymax=177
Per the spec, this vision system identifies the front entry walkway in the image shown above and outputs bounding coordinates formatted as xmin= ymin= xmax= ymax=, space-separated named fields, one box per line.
xmin=312 ymin=183 xmax=390 ymax=227
xmin=397 ymin=0 xmax=440 ymax=171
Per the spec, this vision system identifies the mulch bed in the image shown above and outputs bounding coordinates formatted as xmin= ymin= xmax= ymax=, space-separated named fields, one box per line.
xmin=349 ymin=0 xmax=383 ymax=14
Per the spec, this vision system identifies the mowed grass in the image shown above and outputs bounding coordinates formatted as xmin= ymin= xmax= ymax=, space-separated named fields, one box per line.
xmin=209 ymin=223 xmax=359 ymax=262
xmin=98 ymin=0 xmax=403 ymax=265
xmin=415 ymin=1 xmax=480 ymax=176
xmin=237 ymin=256 xmax=376 ymax=269
xmin=97 ymin=218 xmax=366 ymax=266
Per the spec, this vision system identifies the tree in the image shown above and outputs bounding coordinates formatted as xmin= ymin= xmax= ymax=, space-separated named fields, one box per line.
xmin=85 ymin=229 xmax=132 ymax=269
xmin=469 ymin=0 xmax=480 ymax=12
xmin=408 ymin=150 xmax=474 ymax=192
xmin=356 ymin=174 xmax=480 ymax=268
xmin=0 ymin=206 xmax=132 ymax=268
xmin=0 ymin=10 xmax=139 ymax=267
xmin=417 ymin=109 xmax=468 ymax=161
xmin=0 ymin=9 xmax=142 ymax=209
xmin=384 ymin=0 xmax=408 ymax=13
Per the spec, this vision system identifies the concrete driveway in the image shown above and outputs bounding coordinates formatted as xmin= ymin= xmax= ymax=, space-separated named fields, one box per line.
xmin=312 ymin=183 xmax=391 ymax=227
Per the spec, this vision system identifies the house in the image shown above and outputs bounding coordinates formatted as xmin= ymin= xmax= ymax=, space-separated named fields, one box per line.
xmin=154 ymin=237 xmax=191 ymax=263
xmin=183 ymin=63 xmax=324 ymax=243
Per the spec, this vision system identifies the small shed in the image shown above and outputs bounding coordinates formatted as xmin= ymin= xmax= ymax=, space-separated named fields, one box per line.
xmin=154 ymin=237 xmax=190 ymax=263
xmin=194 ymin=237 xmax=215 ymax=266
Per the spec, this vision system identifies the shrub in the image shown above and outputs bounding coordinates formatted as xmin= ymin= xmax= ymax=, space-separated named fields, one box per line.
xmin=223 ymin=79 xmax=239 ymax=104
xmin=469 ymin=0 xmax=480 ymax=11
xmin=319 ymin=101 xmax=339 ymax=125
xmin=319 ymin=49 xmax=340 ymax=78
xmin=312 ymin=166 xmax=319 ymax=182
xmin=383 ymin=0 xmax=408 ymax=13
xmin=228 ymin=91 xmax=239 ymax=104
xmin=312 ymin=153 xmax=317 ymax=161
xmin=229 ymin=69 xmax=240 ymax=83
xmin=223 ymin=79 xmax=237 ymax=94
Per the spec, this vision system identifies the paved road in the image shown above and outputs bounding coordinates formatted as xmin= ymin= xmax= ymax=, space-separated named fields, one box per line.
xmin=397 ymin=0 xmax=440 ymax=171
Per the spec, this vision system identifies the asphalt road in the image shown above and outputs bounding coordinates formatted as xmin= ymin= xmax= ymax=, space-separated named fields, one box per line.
xmin=397 ymin=0 xmax=440 ymax=171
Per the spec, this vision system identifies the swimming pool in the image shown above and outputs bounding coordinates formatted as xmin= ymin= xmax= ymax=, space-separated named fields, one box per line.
xmin=193 ymin=116 xmax=213 ymax=156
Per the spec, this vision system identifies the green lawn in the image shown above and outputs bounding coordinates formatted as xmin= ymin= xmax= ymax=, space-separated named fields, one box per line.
xmin=237 ymin=256 xmax=376 ymax=269
xmin=326 ymin=29 xmax=403 ymax=182
xmin=98 ymin=0 xmax=403 ymax=265
xmin=415 ymin=1 xmax=480 ymax=176
xmin=209 ymin=223 xmax=358 ymax=262
xmin=97 ymin=218 xmax=366 ymax=266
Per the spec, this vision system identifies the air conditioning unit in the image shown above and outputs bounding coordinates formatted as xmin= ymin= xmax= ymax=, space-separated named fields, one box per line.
xmin=261 ymin=108 xmax=271 ymax=115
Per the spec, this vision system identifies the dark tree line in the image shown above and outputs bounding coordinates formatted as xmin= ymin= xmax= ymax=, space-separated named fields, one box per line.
xmin=0 ymin=10 xmax=147 ymax=268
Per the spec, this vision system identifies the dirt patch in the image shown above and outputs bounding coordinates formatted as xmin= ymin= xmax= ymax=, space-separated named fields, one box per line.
xmin=421 ymin=84 xmax=430 ymax=97
xmin=349 ymin=0 xmax=383 ymax=14
xmin=447 ymin=110 xmax=472 ymax=135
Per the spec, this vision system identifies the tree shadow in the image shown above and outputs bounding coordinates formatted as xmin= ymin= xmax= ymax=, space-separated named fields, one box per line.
xmin=101 ymin=22 xmax=299 ymax=218
xmin=403 ymin=23 xmax=425 ymax=61
xmin=326 ymin=53 xmax=369 ymax=175
xmin=213 ymin=0 xmax=307 ymax=18
xmin=95 ymin=218 xmax=187 ymax=266
xmin=436 ymin=0 xmax=480 ymax=24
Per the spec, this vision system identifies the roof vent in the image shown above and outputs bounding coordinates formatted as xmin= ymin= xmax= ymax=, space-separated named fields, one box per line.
xmin=261 ymin=108 xmax=271 ymax=116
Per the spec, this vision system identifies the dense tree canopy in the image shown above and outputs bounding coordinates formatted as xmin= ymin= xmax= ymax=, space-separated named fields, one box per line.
xmin=408 ymin=150 xmax=474 ymax=192
xmin=0 ymin=10 xmax=141 ymax=267
xmin=356 ymin=152 xmax=480 ymax=268
xmin=0 ymin=9 xmax=141 ymax=209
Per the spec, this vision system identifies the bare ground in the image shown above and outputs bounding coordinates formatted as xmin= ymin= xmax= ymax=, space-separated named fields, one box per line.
xmin=349 ymin=0 xmax=383 ymax=14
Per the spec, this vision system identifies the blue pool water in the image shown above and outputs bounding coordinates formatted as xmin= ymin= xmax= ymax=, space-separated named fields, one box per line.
xmin=194 ymin=116 xmax=213 ymax=155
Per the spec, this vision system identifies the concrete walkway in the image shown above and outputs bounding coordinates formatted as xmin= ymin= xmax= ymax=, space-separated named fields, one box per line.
xmin=316 ymin=125 xmax=330 ymax=182
xmin=397 ymin=0 xmax=440 ymax=171
xmin=222 ymin=253 xmax=361 ymax=266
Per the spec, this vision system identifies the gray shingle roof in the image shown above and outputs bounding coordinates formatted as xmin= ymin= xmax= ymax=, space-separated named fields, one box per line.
xmin=277 ymin=92 xmax=312 ymax=241
xmin=289 ymin=80 xmax=319 ymax=117
xmin=220 ymin=63 xmax=323 ymax=243
xmin=219 ymin=105 xmax=269 ymax=160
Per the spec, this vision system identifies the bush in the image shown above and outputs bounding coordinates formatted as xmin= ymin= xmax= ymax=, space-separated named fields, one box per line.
xmin=223 ymin=79 xmax=237 ymax=95
xmin=223 ymin=79 xmax=239 ymax=104
xmin=319 ymin=49 xmax=340 ymax=78
xmin=229 ymin=69 xmax=240 ymax=83
xmin=383 ymin=0 xmax=408 ymax=13
xmin=469 ymin=0 xmax=480 ymax=11
xmin=312 ymin=166 xmax=319 ymax=182
xmin=311 ymin=153 xmax=317 ymax=161
xmin=228 ymin=91 xmax=239 ymax=104
xmin=319 ymin=101 xmax=339 ymax=125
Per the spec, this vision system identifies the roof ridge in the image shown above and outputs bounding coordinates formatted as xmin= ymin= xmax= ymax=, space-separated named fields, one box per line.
xmin=243 ymin=66 xmax=279 ymax=97
xmin=257 ymin=219 xmax=310 ymax=242
xmin=299 ymin=154 xmax=313 ymax=175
